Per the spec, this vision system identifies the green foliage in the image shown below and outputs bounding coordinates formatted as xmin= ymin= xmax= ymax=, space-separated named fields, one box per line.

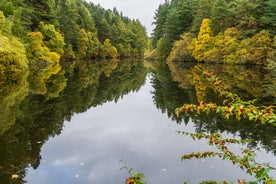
xmin=168 ymin=23 xmax=275 ymax=64
xmin=0 ymin=34 xmax=28 ymax=74
xmin=0 ymin=71 xmax=28 ymax=136
xmin=152 ymin=1 xmax=170 ymax=48
xmin=0 ymin=59 xmax=147 ymax=182
xmin=151 ymin=0 xmax=194 ymax=58
xmin=151 ymin=0 xmax=276 ymax=64
xmin=26 ymin=31 xmax=62 ymax=95
xmin=0 ymin=10 xmax=11 ymax=34
xmin=237 ymin=30 xmax=272 ymax=64
xmin=99 ymin=39 xmax=118 ymax=58
xmin=156 ymin=37 xmax=173 ymax=60
xmin=167 ymin=33 xmax=195 ymax=62
xmin=0 ymin=11 xmax=28 ymax=76
xmin=210 ymin=0 xmax=232 ymax=34
xmin=86 ymin=31 xmax=100 ymax=58
xmin=38 ymin=22 xmax=65 ymax=55
xmin=190 ymin=0 xmax=213 ymax=33
xmin=77 ymin=28 xmax=89 ymax=58
xmin=86 ymin=2 xmax=147 ymax=58
xmin=0 ymin=0 xmax=147 ymax=61
xmin=259 ymin=0 xmax=276 ymax=35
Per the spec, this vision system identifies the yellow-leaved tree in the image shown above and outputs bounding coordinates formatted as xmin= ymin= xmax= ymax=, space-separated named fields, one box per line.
xmin=26 ymin=31 xmax=61 ymax=95
xmin=190 ymin=18 xmax=213 ymax=62
xmin=236 ymin=30 xmax=272 ymax=64
xmin=0 ymin=11 xmax=28 ymax=79
xmin=77 ymin=28 xmax=89 ymax=58
xmin=221 ymin=28 xmax=241 ymax=63
xmin=38 ymin=22 xmax=65 ymax=55
xmin=86 ymin=31 xmax=100 ymax=59
xmin=204 ymin=27 xmax=241 ymax=63
xmin=99 ymin=39 xmax=118 ymax=58
xmin=167 ymin=32 xmax=195 ymax=63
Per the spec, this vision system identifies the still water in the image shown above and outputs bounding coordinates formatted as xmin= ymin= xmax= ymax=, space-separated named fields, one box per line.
xmin=0 ymin=59 xmax=275 ymax=183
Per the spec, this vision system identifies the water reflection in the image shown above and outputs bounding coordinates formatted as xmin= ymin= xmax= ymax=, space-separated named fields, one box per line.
xmin=167 ymin=61 xmax=276 ymax=105
xmin=0 ymin=59 xmax=275 ymax=183
xmin=0 ymin=59 xmax=147 ymax=183
xmin=152 ymin=61 xmax=276 ymax=154
xmin=26 ymin=77 xmax=265 ymax=184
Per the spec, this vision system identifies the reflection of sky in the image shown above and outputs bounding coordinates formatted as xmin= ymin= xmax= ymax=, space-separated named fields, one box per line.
xmin=26 ymin=76 xmax=275 ymax=183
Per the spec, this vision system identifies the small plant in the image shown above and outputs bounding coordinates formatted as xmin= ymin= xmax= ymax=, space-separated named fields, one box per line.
xmin=119 ymin=160 xmax=146 ymax=184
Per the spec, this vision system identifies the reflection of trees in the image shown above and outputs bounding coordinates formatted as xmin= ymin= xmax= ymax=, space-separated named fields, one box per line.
xmin=186 ymin=112 xmax=276 ymax=154
xmin=0 ymin=72 xmax=29 ymax=136
xmin=152 ymin=61 xmax=276 ymax=153
xmin=94 ymin=60 xmax=147 ymax=106
xmin=151 ymin=62 xmax=197 ymax=123
xmin=0 ymin=59 xmax=147 ymax=183
xmin=167 ymin=61 xmax=276 ymax=105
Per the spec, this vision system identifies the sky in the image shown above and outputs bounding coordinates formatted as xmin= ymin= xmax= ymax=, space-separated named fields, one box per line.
xmin=87 ymin=0 xmax=163 ymax=35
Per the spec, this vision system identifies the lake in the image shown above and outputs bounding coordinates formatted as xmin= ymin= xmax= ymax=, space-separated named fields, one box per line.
xmin=0 ymin=59 xmax=275 ymax=183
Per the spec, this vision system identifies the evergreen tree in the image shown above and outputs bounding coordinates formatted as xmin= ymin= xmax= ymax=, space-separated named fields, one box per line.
xmin=229 ymin=0 xmax=258 ymax=36
xmin=259 ymin=0 xmax=276 ymax=35
xmin=56 ymin=0 xmax=80 ymax=52
xmin=210 ymin=0 xmax=232 ymax=34
xmin=191 ymin=0 xmax=214 ymax=33
xmin=152 ymin=1 xmax=170 ymax=48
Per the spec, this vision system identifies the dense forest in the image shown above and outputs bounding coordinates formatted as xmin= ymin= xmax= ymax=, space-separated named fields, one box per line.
xmin=0 ymin=0 xmax=147 ymax=79
xmin=150 ymin=0 xmax=276 ymax=65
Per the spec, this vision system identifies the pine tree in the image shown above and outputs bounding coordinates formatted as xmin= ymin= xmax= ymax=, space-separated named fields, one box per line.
xmin=152 ymin=1 xmax=170 ymax=48
xmin=211 ymin=0 xmax=232 ymax=34
xmin=191 ymin=0 xmax=214 ymax=33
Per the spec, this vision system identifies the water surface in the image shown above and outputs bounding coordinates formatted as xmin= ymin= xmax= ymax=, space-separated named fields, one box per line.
xmin=0 ymin=60 xmax=275 ymax=183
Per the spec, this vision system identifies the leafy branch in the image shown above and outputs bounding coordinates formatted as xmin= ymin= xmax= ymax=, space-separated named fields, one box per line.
xmin=178 ymin=131 xmax=276 ymax=183
xmin=175 ymin=73 xmax=276 ymax=125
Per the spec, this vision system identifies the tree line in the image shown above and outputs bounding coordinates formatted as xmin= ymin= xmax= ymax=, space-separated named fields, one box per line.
xmin=150 ymin=0 xmax=276 ymax=64
xmin=0 ymin=0 xmax=147 ymax=77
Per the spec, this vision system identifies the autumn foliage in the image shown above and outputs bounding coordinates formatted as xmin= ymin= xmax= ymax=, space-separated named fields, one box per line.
xmin=168 ymin=19 xmax=276 ymax=64
xmin=176 ymin=72 xmax=276 ymax=125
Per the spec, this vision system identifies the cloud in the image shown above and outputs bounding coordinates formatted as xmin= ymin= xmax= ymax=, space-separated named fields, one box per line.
xmin=87 ymin=0 xmax=162 ymax=35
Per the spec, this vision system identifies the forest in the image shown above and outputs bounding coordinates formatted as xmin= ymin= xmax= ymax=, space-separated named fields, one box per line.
xmin=0 ymin=0 xmax=147 ymax=81
xmin=149 ymin=0 xmax=276 ymax=65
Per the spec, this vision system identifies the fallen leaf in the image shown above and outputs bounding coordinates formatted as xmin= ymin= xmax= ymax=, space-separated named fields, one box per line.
xmin=11 ymin=174 xmax=19 ymax=179
xmin=238 ymin=179 xmax=245 ymax=184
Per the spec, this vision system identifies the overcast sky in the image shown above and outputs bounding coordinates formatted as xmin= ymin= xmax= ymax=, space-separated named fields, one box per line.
xmin=87 ymin=0 xmax=163 ymax=35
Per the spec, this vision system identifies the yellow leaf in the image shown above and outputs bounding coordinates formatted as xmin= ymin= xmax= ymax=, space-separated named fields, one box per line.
xmin=11 ymin=174 xmax=19 ymax=179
